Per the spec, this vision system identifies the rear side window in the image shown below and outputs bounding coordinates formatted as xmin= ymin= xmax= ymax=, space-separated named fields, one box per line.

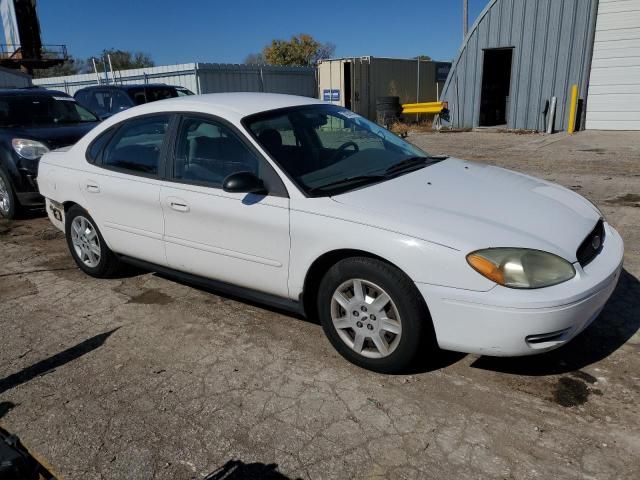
xmin=102 ymin=115 xmax=170 ymax=175
xmin=87 ymin=128 xmax=114 ymax=164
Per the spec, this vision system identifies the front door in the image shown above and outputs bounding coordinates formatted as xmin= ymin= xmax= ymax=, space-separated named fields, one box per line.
xmin=160 ymin=115 xmax=291 ymax=298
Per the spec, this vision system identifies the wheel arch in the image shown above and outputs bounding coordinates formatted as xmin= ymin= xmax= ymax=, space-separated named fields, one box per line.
xmin=301 ymin=248 xmax=427 ymax=320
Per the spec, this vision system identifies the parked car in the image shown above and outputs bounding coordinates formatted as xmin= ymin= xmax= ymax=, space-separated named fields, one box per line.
xmin=0 ymin=88 xmax=99 ymax=219
xmin=74 ymin=84 xmax=195 ymax=119
xmin=37 ymin=93 xmax=624 ymax=373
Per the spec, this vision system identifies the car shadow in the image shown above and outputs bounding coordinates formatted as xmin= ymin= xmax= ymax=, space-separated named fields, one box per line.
xmin=470 ymin=268 xmax=639 ymax=376
xmin=203 ymin=459 xmax=299 ymax=479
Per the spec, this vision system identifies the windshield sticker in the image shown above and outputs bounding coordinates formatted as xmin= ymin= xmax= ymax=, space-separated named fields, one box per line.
xmin=53 ymin=96 xmax=76 ymax=102
xmin=338 ymin=110 xmax=361 ymax=120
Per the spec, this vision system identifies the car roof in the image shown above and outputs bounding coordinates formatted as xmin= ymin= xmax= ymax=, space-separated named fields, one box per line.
xmin=122 ymin=92 xmax=326 ymax=118
xmin=0 ymin=88 xmax=69 ymax=97
xmin=75 ymin=83 xmax=176 ymax=92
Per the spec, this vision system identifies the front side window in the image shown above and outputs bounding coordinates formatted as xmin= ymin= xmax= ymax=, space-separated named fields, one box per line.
xmin=0 ymin=95 xmax=99 ymax=127
xmin=102 ymin=115 xmax=170 ymax=175
xmin=173 ymin=116 xmax=259 ymax=187
xmin=245 ymin=105 xmax=431 ymax=196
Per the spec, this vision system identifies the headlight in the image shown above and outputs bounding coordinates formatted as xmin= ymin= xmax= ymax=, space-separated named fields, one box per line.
xmin=12 ymin=138 xmax=50 ymax=160
xmin=466 ymin=248 xmax=576 ymax=289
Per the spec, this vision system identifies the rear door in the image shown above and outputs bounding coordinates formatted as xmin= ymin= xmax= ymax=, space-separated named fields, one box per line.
xmin=160 ymin=114 xmax=291 ymax=297
xmin=81 ymin=114 xmax=172 ymax=265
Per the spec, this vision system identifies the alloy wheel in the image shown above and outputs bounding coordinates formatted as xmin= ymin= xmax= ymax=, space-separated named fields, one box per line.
xmin=330 ymin=278 xmax=402 ymax=359
xmin=70 ymin=216 xmax=101 ymax=268
xmin=0 ymin=175 xmax=11 ymax=216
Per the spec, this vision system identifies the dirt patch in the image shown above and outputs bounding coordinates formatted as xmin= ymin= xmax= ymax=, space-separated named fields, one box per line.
xmin=0 ymin=220 xmax=11 ymax=236
xmin=127 ymin=289 xmax=173 ymax=305
xmin=605 ymin=193 xmax=640 ymax=207
xmin=35 ymin=227 xmax=65 ymax=241
xmin=0 ymin=277 xmax=38 ymax=300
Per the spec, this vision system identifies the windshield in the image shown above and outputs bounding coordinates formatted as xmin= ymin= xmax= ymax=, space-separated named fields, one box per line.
xmin=127 ymin=87 xmax=179 ymax=105
xmin=0 ymin=95 xmax=99 ymax=127
xmin=245 ymin=105 xmax=432 ymax=196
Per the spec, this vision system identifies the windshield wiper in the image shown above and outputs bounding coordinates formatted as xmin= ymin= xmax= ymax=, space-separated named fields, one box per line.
xmin=385 ymin=156 xmax=447 ymax=176
xmin=307 ymin=175 xmax=387 ymax=195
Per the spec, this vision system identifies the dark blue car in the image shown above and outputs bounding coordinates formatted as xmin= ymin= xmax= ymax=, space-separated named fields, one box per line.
xmin=0 ymin=88 xmax=99 ymax=219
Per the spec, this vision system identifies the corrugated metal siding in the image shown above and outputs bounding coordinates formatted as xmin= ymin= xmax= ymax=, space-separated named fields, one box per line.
xmin=0 ymin=67 xmax=31 ymax=88
xmin=197 ymin=64 xmax=316 ymax=97
xmin=587 ymin=0 xmax=640 ymax=130
xmin=33 ymin=63 xmax=198 ymax=95
xmin=440 ymin=0 xmax=599 ymax=131
xmin=33 ymin=62 xmax=316 ymax=98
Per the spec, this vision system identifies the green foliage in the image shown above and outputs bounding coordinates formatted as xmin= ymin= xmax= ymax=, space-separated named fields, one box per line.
xmin=262 ymin=34 xmax=335 ymax=66
xmin=32 ymin=55 xmax=83 ymax=78
xmin=93 ymin=49 xmax=154 ymax=72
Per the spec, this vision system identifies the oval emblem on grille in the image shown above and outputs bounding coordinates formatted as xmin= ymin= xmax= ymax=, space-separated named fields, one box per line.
xmin=591 ymin=235 xmax=602 ymax=250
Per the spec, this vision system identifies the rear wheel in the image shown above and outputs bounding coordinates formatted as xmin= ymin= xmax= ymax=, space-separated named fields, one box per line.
xmin=317 ymin=257 xmax=433 ymax=373
xmin=65 ymin=205 xmax=121 ymax=277
xmin=0 ymin=169 xmax=18 ymax=219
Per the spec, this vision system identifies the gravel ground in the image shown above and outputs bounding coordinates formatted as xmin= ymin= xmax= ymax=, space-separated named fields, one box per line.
xmin=0 ymin=130 xmax=638 ymax=479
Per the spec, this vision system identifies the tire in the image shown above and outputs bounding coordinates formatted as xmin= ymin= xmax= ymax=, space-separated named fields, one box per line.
xmin=0 ymin=168 xmax=19 ymax=220
xmin=317 ymin=257 xmax=433 ymax=373
xmin=65 ymin=205 xmax=121 ymax=278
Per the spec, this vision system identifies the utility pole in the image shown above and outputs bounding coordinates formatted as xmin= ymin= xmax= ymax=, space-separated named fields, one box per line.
xmin=463 ymin=0 xmax=469 ymax=39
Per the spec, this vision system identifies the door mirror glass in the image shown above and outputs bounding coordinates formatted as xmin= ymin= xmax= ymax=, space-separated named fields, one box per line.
xmin=222 ymin=171 xmax=266 ymax=194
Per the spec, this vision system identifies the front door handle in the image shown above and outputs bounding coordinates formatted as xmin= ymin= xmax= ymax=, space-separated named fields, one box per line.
xmin=86 ymin=183 xmax=100 ymax=193
xmin=167 ymin=197 xmax=190 ymax=212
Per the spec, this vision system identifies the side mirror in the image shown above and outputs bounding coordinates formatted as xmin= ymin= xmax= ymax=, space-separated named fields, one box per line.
xmin=222 ymin=171 xmax=266 ymax=194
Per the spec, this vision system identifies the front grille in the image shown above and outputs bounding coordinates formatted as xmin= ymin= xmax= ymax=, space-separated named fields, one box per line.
xmin=577 ymin=219 xmax=605 ymax=267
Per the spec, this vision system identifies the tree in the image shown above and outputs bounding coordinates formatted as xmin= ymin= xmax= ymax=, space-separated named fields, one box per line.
xmin=262 ymin=34 xmax=335 ymax=66
xmin=91 ymin=49 xmax=154 ymax=72
xmin=32 ymin=54 xmax=85 ymax=79
xmin=244 ymin=52 xmax=266 ymax=65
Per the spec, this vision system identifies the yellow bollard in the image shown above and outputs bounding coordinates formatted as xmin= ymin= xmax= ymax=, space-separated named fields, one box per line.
xmin=568 ymin=84 xmax=579 ymax=134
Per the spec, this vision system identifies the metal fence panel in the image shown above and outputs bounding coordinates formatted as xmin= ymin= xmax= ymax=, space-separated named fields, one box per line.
xmin=33 ymin=62 xmax=316 ymax=98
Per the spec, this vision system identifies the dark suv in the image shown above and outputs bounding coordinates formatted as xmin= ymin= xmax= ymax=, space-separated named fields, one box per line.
xmin=0 ymin=88 xmax=99 ymax=219
xmin=74 ymin=84 xmax=194 ymax=119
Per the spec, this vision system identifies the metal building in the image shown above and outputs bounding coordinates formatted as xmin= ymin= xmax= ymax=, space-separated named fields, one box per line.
xmin=32 ymin=62 xmax=317 ymax=98
xmin=318 ymin=57 xmax=451 ymax=120
xmin=440 ymin=0 xmax=600 ymax=132
xmin=586 ymin=0 xmax=640 ymax=131
xmin=0 ymin=64 xmax=30 ymax=87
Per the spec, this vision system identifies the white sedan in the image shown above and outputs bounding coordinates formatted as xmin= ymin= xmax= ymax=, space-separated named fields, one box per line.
xmin=37 ymin=93 xmax=624 ymax=373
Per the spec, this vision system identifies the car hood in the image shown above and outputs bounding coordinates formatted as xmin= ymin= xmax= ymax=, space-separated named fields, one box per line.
xmin=331 ymin=158 xmax=601 ymax=262
xmin=9 ymin=123 xmax=98 ymax=149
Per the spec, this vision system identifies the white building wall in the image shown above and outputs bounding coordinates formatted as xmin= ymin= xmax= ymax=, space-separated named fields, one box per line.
xmin=587 ymin=0 xmax=640 ymax=130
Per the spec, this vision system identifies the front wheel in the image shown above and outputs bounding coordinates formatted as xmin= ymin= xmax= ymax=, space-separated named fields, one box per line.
xmin=65 ymin=205 xmax=121 ymax=278
xmin=0 ymin=168 xmax=18 ymax=219
xmin=317 ymin=257 xmax=433 ymax=373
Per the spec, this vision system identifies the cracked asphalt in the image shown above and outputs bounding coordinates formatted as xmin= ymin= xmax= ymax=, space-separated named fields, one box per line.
xmin=1 ymin=130 xmax=639 ymax=479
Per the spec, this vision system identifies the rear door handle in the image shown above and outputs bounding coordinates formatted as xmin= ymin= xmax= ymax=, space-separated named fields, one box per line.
xmin=86 ymin=183 xmax=100 ymax=193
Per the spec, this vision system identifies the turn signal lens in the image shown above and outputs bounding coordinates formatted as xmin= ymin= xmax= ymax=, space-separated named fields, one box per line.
xmin=467 ymin=253 xmax=505 ymax=285
xmin=466 ymin=248 xmax=576 ymax=289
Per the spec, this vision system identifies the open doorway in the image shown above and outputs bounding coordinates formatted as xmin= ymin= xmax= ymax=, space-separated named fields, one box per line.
xmin=344 ymin=62 xmax=352 ymax=110
xmin=479 ymin=48 xmax=513 ymax=127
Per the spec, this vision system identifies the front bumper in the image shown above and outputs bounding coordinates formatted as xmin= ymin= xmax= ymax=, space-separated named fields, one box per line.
xmin=417 ymin=223 xmax=624 ymax=356
xmin=15 ymin=169 xmax=44 ymax=207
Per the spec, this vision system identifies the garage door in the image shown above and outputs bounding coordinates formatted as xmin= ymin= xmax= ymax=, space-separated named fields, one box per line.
xmin=587 ymin=0 xmax=640 ymax=130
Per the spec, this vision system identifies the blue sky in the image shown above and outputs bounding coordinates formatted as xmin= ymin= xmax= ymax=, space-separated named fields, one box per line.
xmin=32 ymin=0 xmax=488 ymax=65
